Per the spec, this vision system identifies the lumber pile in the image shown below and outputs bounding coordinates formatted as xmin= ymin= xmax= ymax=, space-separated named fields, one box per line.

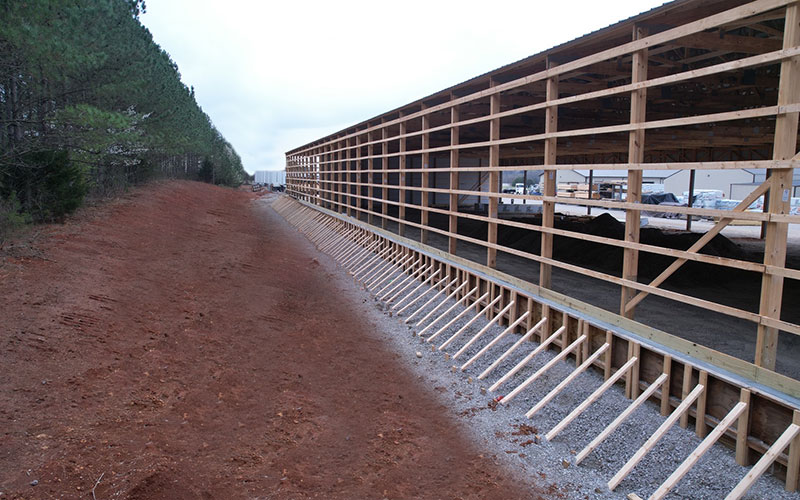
xmin=557 ymin=183 xmax=599 ymax=199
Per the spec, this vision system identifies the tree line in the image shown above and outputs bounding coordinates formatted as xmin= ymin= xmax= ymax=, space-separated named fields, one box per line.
xmin=0 ymin=0 xmax=247 ymax=233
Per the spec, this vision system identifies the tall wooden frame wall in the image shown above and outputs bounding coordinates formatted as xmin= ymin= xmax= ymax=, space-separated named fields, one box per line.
xmin=286 ymin=0 xmax=800 ymax=374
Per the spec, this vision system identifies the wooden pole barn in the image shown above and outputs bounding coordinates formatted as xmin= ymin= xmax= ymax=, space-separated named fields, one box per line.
xmin=285 ymin=0 xmax=800 ymax=485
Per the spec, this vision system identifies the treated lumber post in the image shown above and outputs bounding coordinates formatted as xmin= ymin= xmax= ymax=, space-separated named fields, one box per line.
xmin=680 ymin=363 xmax=693 ymax=429
xmin=696 ymin=370 xmax=709 ymax=438
xmin=421 ymin=104 xmax=430 ymax=245
xmin=368 ymin=131 xmax=374 ymax=225
xmin=787 ymin=410 xmax=800 ymax=491
xmin=604 ymin=330 xmax=613 ymax=381
xmin=487 ymin=85 xmax=500 ymax=269
xmin=449 ymin=102 xmax=460 ymax=255
xmin=726 ymin=412 xmax=800 ymax=499
xmin=352 ymin=135 xmax=358 ymax=216
xmin=736 ymin=388 xmax=751 ymax=466
xmin=333 ymin=142 xmax=340 ymax=212
xmin=345 ymin=137 xmax=352 ymax=217
xmin=398 ymin=113 xmax=407 ymax=237
xmin=661 ymin=355 xmax=672 ymax=416
xmin=355 ymin=134 xmax=362 ymax=219
xmin=625 ymin=341 xmax=641 ymax=399
xmin=756 ymin=2 xmax=800 ymax=370
xmin=381 ymin=121 xmax=389 ymax=229
xmin=540 ymin=58 xmax=558 ymax=289
xmin=620 ymin=25 xmax=648 ymax=319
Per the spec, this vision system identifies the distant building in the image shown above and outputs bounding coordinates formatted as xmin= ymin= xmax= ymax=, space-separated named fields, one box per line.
xmin=543 ymin=168 xmax=800 ymax=200
xmin=255 ymin=170 xmax=286 ymax=186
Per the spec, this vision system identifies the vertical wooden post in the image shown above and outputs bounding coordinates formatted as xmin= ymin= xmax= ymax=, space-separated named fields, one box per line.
xmin=449 ymin=102 xmax=460 ymax=255
xmin=736 ymin=388 xmax=752 ymax=466
xmin=355 ymin=134 xmax=362 ymax=219
xmin=680 ymin=363 xmax=693 ymax=429
xmin=696 ymin=370 xmax=708 ymax=438
xmin=540 ymin=59 xmax=558 ymax=288
xmin=381 ymin=122 xmax=389 ymax=229
xmin=787 ymin=410 xmax=800 ymax=491
xmin=686 ymin=169 xmax=696 ymax=231
xmin=756 ymin=2 xmax=800 ymax=370
xmin=334 ymin=140 xmax=341 ymax=212
xmin=399 ymin=113 xmax=407 ymax=236
xmin=604 ymin=330 xmax=613 ymax=380
xmin=526 ymin=297 xmax=534 ymax=332
xmin=421 ymin=105 xmax=430 ymax=244
xmin=625 ymin=341 xmax=641 ymax=399
xmin=487 ymin=84 xmax=500 ymax=269
xmin=344 ymin=137 xmax=352 ymax=216
xmin=322 ymin=146 xmax=328 ymax=209
xmin=661 ymin=355 xmax=672 ymax=416
xmin=367 ymin=131 xmax=374 ymax=224
xmin=620 ymin=25 xmax=648 ymax=319
xmin=510 ymin=290 xmax=519 ymax=331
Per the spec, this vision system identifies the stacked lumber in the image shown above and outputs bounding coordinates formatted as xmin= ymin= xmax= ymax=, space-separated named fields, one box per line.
xmin=557 ymin=183 xmax=599 ymax=199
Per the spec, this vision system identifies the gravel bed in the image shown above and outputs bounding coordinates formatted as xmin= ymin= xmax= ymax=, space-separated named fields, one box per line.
xmin=304 ymin=234 xmax=799 ymax=499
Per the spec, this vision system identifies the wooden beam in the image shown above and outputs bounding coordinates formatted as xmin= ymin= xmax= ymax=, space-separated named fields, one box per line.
xmin=421 ymin=105 xmax=430 ymax=244
xmin=367 ymin=131 xmax=374 ymax=225
xmin=540 ymin=59 xmax=558 ymax=289
xmin=449 ymin=102 xmax=459 ymax=255
xmin=620 ymin=25 xmax=648 ymax=319
xmin=650 ymin=401 xmax=749 ymax=499
xmin=575 ymin=373 xmax=668 ymax=464
xmin=487 ymin=85 xmax=500 ymax=269
xmin=608 ymin=383 xmax=705 ymax=491
xmin=398 ymin=115 xmax=407 ymax=236
xmin=623 ymin=180 xmax=772 ymax=313
xmin=756 ymin=2 xmax=800 ymax=370
xmin=727 ymin=415 xmax=800 ymax=499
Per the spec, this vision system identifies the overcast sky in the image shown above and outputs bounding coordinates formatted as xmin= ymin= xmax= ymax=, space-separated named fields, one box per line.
xmin=140 ymin=0 xmax=666 ymax=174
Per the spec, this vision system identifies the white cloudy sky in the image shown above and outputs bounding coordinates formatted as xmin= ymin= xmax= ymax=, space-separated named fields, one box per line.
xmin=140 ymin=1 xmax=666 ymax=174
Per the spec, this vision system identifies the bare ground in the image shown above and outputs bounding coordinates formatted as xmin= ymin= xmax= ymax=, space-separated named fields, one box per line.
xmin=0 ymin=181 xmax=542 ymax=499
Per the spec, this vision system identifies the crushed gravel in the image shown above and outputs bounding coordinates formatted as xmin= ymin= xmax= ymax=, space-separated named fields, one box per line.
xmin=290 ymin=218 xmax=799 ymax=500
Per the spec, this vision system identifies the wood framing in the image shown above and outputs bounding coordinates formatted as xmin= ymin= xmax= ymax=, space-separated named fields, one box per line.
xmin=284 ymin=0 xmax=800 ymax=488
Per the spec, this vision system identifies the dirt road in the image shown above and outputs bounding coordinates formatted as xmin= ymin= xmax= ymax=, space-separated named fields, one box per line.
xmin=0 ymin=181 xmax=540 ymax=499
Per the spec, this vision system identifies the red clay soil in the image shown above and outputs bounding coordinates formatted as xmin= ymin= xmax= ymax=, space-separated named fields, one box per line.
xmin=0 ymin=181 xmax=542 ymax=499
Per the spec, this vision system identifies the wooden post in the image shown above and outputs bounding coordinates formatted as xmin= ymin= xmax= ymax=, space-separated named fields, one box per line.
xmin=398 ymin=114 xmax=407 ymax=236
xmin=367 ymin=130 xmax=374 ymax=225
xmin=587 ymin=169 xmax=593 ymax=215
xmin=680 ymin=363 xmax=692 ymax=429
xmin=736 ymin=388 xmax=751 ymax=466
xmin=449 ymin=102 xmax=460 ymax=255
xmin=686 ymin=169 xmax=696 ymax=231
xmin=661 ymin=355 xmax=672 ymax=416
xmin=355 ymin=134 xmax=362 ymax=219
xmin=334 ymin=139 xmax=341 ymax=212
xmin=620 ymin=25 xmax=648 ymax=319
xmin=487 ymin=84 xmax=500 ymax=269
xmin=625 ymin=341 xmax=641 ymax=399
xmin=696 ymin=370 xmax=708 ymax=438
xmin=381 ymin=121 xmax=389 ymax=229
xmin=345 ymin=137 xmax=352 ymax=217
xmin=787 ymin=410 xmax=800 ymax=491
xmin=421 ymin=105 xmax=430 ymax=244
xmin=540 ymin=58 xmax=558 ymax=288
xmin=756 ymin=2 xmax=800 ymax=370
xmin=604 ymin=330 xmax=613 ymax=380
